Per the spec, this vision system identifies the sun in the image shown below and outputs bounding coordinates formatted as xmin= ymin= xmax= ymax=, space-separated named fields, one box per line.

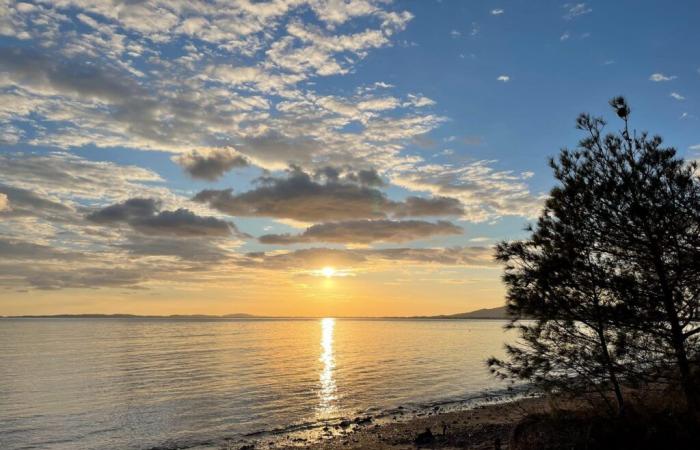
xmin=321 ymin=266 xmax=336 ymax=278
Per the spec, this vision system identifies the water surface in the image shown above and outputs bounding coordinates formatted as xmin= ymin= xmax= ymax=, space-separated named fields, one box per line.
xmin=0 ymin=318 xmax=513 ymax=449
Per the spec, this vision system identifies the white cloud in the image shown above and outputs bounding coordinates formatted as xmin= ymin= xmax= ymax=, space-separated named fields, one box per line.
xmin=649 ymin=73 xmax=677 ymax=82
xmin=670 ymin=92 xmax=685 ymax=101
xmin=450 ymin=29 xmax=461 ymax=38
xmin=491 ymin=9 xmax=504 ymax=15
xmin=563 ymin=3 xmax=592 ymax=20
xmin=560 ymin=31 xmax=570 ymax=41
xmin=0 ymin=0 xmax=545 ymax=291
xmin=689 ymin=144 xmax=700 ymax=151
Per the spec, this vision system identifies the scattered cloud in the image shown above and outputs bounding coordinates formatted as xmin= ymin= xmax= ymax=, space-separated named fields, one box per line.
xmin=0 ymin=0 xmax=543 ymax=294
xmin=649 ymin=73 xmax=677 ymax=82
xmin=497 ymin=75 xmax=510 ymax=82
xmin=392 ymin=161 xmax=543 ymax=222
xmin=173 ymin=148 xmax=249 ymax=181
xmin=560 ymin=31 xmax=570 ymax=41
xmin=450 ymin=29 xmax=461 ymax=38
xmin=670 ymin=92 xmax=685 ymax=101
xmin=563 ymin=3 xmax=592 ymax=20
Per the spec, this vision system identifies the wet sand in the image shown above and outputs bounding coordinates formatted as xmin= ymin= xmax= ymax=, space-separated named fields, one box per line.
xmin=270 ymin=396 xmax=562 ymax=450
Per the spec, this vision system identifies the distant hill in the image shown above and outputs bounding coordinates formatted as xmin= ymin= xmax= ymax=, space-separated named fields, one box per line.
xmin=2 ymin=308 xmax=510 ymax=320
xmin=2 ymin=313 xmax=262 ymax=319
xmin=410 ymin=306 xmax=510 ymax=320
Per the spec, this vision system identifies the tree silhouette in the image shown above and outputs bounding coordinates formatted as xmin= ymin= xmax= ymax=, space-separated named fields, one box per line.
xmin=489 ymin=97 xmax=700 ymax=416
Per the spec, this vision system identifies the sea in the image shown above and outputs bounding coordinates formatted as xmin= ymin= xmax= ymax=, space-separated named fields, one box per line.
xmin=0 ymin=318 xmax=517 ymax=449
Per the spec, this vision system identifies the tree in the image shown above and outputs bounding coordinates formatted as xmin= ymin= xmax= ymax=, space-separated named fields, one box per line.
xmin=488 ymin=175 xmax=631 ymax=415
xmin=489 ymin=97 xmax=700 ymax=415
xmin=565 ymin=97 xmax=700 ymax=413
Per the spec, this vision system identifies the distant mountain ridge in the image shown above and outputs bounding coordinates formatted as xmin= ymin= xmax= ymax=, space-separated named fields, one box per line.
xmin=408 ymin=306 xmax=509 ymax=320
xmin=2 ymin=307 xmax=509 ymax=319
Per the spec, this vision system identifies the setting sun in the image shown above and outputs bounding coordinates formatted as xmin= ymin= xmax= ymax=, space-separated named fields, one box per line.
xmin=321 ymin=267 xmax=336 ymax=278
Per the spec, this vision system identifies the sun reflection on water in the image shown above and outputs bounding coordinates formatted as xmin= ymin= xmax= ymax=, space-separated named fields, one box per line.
xmin=317 ymin=317 xmax=337 ymax=417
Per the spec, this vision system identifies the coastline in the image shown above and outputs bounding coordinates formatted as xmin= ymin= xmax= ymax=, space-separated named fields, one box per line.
xmin=223 ymin=394 xmax=557 ymax=450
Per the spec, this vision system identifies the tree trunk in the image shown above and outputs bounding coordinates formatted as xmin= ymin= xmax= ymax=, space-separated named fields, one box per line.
xmin=653 ymin=252 xmax=698 ymax=416
xmin=596 ymin=325 xmax=625 ymax=415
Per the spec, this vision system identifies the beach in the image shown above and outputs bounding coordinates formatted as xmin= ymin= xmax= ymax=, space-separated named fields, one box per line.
xmin=265 ymin=396 xmax=553 ymax=450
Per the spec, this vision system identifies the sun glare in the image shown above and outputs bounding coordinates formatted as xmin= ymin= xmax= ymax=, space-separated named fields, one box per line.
xmin=321 ymin=266 xmax=336 ymax=278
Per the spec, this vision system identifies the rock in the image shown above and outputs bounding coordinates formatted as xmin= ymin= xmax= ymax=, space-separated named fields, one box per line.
xmin=354 ymin=416 xmax=372 ymax=425
xmin=339 ymin=419 xmax=352 ymax=429
xmin=414 ymin=427 xmax=435 ymax=446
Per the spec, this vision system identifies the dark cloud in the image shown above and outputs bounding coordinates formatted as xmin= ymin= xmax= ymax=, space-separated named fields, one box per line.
xmin=0 ymin=238 xmax=83 ymax=261
xmin=346 ymin=168 xmax=386 ymax=187
xmin=0 ymin=47 xmax=139 ymax=102
xmin=174 ymin=148 xmax=249 ymax=181
xmin=87 ymin=198 xmax=159 ymax=224
xmin=259 ymin=219 xmax=462 ymax=244
xmin=313 ymin=166 xmax=385 ymax=187
xmin=0 ymin=184 xmax=75 ymax=222
xmin=86 ymin=198 xmax=244 ymax=238
xmin=193 ymin=167 xmax=463 ymax=222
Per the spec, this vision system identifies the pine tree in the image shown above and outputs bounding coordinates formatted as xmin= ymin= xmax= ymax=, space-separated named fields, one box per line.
xmin=489 ymin=97 xmax=700 ymax=415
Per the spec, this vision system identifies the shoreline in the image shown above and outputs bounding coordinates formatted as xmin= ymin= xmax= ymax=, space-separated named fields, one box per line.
xmin=222 ymin=394 xmax=557 ymax=450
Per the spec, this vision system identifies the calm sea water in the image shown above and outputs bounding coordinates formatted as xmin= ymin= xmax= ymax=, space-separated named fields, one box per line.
xmin=0 ymin=318 xmax=514 ymax=450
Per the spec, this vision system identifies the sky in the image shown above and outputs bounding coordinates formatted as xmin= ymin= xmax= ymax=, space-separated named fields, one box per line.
xmin=1 ymin=0 xmax=699 ymax=317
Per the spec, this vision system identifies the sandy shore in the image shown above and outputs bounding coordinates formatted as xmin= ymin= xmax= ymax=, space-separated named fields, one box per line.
xmin=263 ymin=396 xmax=563 ymax=450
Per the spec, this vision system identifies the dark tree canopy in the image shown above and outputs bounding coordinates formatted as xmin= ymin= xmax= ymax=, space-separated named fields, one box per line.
xmin=488 ymin=97 xmax=700 ymax=416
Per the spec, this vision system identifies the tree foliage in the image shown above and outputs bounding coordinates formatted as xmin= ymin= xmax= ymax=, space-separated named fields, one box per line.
xmin=488 ymin=97 xmax=700 ymax=416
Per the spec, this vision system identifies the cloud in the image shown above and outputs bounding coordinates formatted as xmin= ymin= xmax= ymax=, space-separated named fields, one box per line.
xmin=670 ymin=92 xmax=685 ymax=101
xmin=491 ymin=9 xmax=504 ymax=15
xmin=0 ymin=46 xmax=140 ymax=102
xmin=450 ymin=30 xmax=461 ymax=38
xmin=259 ymin=219 xmax=462 ymax=244
xmin=497 ymin=75 xmax=510 ymax=82
xmin=563 ymin=3 xmax=592 ymax=20
xmin=0 ymin=152 xmax=164 ymax=203
xmin=0 ymin=238 xmax=83 ymax=262
xmin=0 ymin=183 xmax=76 ymax=225
xmin=243 ymin=246 xmax=495 ymax=270
xmin=560 ymin=31 xmax=570 ymax=41
xmin=391 ymin=196 xmax=464 ymax=217
xmin=0 ymin=152 xmax=253 ymax=290
xmin=392 ymin=161 xmax=543 ymax=222
xmin=173 ymin=148 xmax=249 ymax=181
xmin=87 ymin=198 xmax=243 ymax=238
xmin=0 ymin=193 xmax=8 ymax=211
xmin=649 ymin=73 xmax=677 ymax=82
xmin=193 ymin=167 xmax=464 ymax=222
